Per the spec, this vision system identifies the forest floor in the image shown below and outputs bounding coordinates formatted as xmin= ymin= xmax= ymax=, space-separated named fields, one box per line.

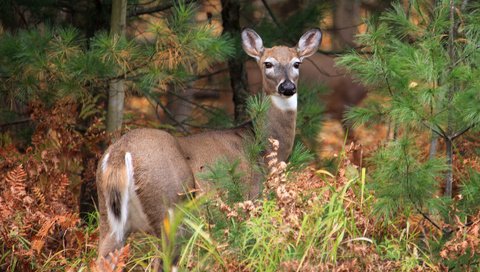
xmin=1 ymin=106 xmax=480 ymax=271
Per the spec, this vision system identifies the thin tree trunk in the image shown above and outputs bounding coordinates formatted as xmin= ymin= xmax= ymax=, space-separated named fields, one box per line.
xmin=221 ymin=0 xmax=249 ymax=122
xmin=107 ymin=79 xmax=126 ymax=134
xmin=445 ymin=138 xmax=453 ymax=197
xmin=333 ymin=0 xmax=361 ymax=50
xmin=80 ymin=0 xmax=127 ymax=220
xmin=429 ymin=132 xmax=438 ymax=159
xmin=444 ymin=0 xmax=456 ymax=198
xmin=107 ymin=0 xmax=127 ymax=137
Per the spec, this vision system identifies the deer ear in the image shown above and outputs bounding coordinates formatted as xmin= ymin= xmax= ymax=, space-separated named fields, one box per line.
xmin=297 ymin=29 xmax=322 ymax=60
xmin=242 ymin=28 xmax=264 ymax=60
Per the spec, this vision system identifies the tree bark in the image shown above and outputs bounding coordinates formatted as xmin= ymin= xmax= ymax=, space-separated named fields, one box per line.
xmin=221 ymin=0 xmax=249 ymax=122
xmin=445 ymin=138 xmax=453 ymax=197
xmin=444 ymin=0 xmax=456 ymax=199
xmin=333 ymin=0 xmax=361 ymax=50
xmin=429 ymin=132 xmax=438 ymax=159
xmin=106 ymin=0 xmax=127 ymax=137
xmin=80 ymin=0 xmax=127 ymax=221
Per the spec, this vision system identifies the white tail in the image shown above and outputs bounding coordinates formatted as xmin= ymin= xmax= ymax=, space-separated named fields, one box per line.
xmin=96 ymin=28 xmax=322 ymax=265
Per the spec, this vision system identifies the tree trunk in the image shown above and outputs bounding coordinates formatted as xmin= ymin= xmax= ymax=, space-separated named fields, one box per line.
xmin=106 ymin=0 xmax=127 ymax=137
xmin=333 ymin=0 xmax=362 ymax=164
xmin=444 ymin=0 xmax=456 ymax=199
xmin=333 ymin=0 xmax=361 ymax=50
xmin=80 ymin=0 xmax=127 ymax=221
xmin=107 ymin=79 xmax=126 ymax=135
xmin=444 ymin=138 xmax=453 ymax=197
xmin=429 ymin=132 xmax=438 ymax=159
xmin=221 ymin=0 xmax=249 ymax=122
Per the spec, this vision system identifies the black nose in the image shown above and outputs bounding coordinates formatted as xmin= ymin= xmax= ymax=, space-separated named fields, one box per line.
xmin=278 ymin=80 xmax=296 ymax=96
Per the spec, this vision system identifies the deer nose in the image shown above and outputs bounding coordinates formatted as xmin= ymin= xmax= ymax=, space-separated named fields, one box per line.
xmin=278 ymin=80 xmax=296 ymax=96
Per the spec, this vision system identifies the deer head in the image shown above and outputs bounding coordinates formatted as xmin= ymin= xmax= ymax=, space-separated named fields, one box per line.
xmin=241 ymin=28 xmax=322 ymax=100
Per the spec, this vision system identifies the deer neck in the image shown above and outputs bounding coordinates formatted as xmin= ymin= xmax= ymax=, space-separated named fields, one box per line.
xmin=266 ymin=93 xmax=297 ymax=162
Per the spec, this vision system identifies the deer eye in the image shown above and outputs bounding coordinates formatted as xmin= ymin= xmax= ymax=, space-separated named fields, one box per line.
xmin=293 ymin=62 xmax=301 ymax=69
xmin=264 ymin=62 xmax=273 ymax=69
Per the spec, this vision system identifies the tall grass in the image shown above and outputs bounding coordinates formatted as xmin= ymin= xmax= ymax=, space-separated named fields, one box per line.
xmin=36 ymin=145 xmax=443 ymax=271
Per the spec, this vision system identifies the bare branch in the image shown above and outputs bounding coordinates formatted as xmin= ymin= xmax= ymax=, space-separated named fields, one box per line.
xmin=0 ymin=118 xmax=31 ymax=128
xmin=127 ymin=0 xmax=197 ymax=18
xmin=421 ymin=121 xmax=447 ymax=139
xmin=451 ymin=123 xmax=475 ymax=140
xmin=260 ymin=0 xmax=281 ymax=30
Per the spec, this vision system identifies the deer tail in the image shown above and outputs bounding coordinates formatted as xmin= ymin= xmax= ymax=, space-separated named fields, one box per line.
xmin=101 ymin=151 xmax=134 ymax=242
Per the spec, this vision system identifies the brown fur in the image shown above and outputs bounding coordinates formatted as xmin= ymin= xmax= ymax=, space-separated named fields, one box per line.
xmin=96 ymin=29 xmax=321 ymax=265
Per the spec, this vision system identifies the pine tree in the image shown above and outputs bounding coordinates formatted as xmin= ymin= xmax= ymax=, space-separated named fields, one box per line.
xmin=0 ymin=2 xmax=234 ymax=122
xmin=338 ymin=1 xmax=480 ymax=220
xmin=0 ymin=1 xmax=234 ymax=216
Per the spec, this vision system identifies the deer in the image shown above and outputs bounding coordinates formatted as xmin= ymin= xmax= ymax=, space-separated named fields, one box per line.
xmin=96 ymin=28 xmax=322 ymax=264
xmin=246 ymin=52 xmax=367 ymax=164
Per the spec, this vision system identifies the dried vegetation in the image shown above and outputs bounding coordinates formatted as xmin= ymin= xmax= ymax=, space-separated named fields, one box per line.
xmin=1 ymin=103 xmax=480 ymax=271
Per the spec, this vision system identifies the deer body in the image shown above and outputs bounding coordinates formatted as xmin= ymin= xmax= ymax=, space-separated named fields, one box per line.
xmin=96 ymin=28 xmax=322 ymax=262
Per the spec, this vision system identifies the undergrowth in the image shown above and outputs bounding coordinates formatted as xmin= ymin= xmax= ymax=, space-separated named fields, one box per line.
xmin=2 ymin=102 xmax=480 ymax=272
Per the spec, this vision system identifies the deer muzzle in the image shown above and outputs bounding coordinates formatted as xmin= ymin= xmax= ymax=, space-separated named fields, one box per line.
xmin=278 ymin=80 xmax=296 ymax=96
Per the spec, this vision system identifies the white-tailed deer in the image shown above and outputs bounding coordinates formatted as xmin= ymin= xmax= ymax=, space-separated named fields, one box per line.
xmin=96 ymin=28 xmax=322 ymax=262
xmin=246 ymin=52 xmax=366 ymax=163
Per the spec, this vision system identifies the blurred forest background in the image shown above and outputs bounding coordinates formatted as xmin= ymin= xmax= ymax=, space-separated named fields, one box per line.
xmin=1 ymin=0 xmax=480 ymax=271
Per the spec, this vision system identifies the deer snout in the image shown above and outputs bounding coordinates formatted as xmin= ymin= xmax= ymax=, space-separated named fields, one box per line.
xmin=278 ymin=80 xmax=296 ymax=96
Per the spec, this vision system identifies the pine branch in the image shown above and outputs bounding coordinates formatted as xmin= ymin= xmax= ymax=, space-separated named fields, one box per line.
xmin=403 ymin=144 xmax=442 ymax=232
xmin=451 ymin=123 xmax=475 ymax=140
xmin=421 ymin=121 xmax=447 ymax=139
xmin=413 ymin=202 xmax=443 ymax=231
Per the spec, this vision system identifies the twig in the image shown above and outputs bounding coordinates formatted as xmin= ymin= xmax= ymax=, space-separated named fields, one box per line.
xmin=421 ymin=121 xmax=446 ymax=139
xmin=145 ymin=91 xmax=189 ymax=134
xmin=0 ymin=118 xmax=31 ymax=128
xmin=128 ymin=0 xmax=198 ymax=17
xmin=323 ymin=22 xmax=366 ymax=32
xmin=403 ymin=145 xmax=443 ymax=232
xmin=163 ymin=89 xmax=219 ymax=115
xmin=304 ymin=58 xmax=345 ymax=77
xmin=260 ymin=0 xmax=281 ymax=30
xmin=451 ymin=123 xmax=475 ymax=140
xmin=258 ymin=0 xmax=371 ymax=56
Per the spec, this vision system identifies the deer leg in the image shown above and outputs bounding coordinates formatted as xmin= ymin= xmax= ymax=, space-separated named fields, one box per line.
xmin=96 ymin=215 xmax=127 ymax=272
xmin=98 ymin=225 xmax=125 ymax=259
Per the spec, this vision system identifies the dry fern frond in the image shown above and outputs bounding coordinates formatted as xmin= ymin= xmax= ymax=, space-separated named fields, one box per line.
xmin=32 ymin=186 xmax=46 ymax=208
xmin=5 ymin=164 xmax=27 ymax=199
xmin=91 ymin=244 xmax=131 ymax=272
xmin=57 ymin=213 xmax=80 ymax=229
xmin=31 ymin=217 xmax=56 ymax=254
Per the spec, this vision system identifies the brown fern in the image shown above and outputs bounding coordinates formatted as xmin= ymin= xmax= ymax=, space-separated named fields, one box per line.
xmin=32 ymin=186 xmax=46 ymax=208
xmin=5 ymin=164 xmax=27 ymax=200
xmin=91 ymin=244 xmax=131 ymax=272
